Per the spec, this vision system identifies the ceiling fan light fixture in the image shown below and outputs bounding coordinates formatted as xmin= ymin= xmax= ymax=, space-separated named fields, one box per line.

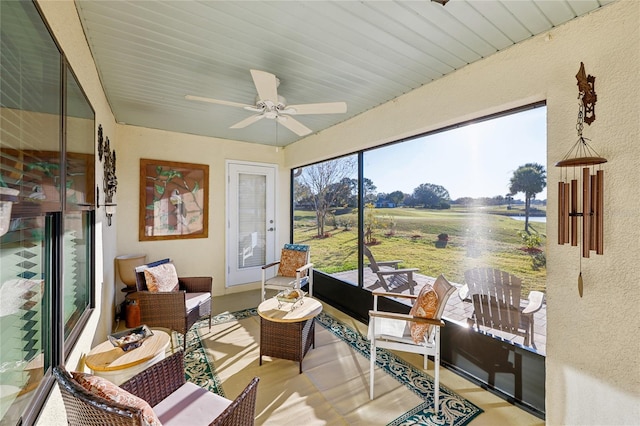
xmin=186 ymin=69 xmax=346 ymax=137
xmin=431 ymin=0 xmax=449 ymax=5
xmin=280 ymin=107 xmax=296 ymax=114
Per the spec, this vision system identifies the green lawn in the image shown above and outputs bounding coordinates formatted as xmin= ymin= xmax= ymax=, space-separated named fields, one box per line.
xmin=294 ymin=206 xmax=547 ymax=295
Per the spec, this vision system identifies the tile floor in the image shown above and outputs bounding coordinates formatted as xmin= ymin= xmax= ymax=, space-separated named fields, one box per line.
xmin=213 ymin=289 xmax=545 ymax=425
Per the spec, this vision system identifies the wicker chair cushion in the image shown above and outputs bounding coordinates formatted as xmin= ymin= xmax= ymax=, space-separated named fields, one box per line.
xmin=71 ymin=371 xmax=161 ymax=426
xmin=144 ymin=263 xmax=179 ymax=292
xmin=408 ymin=285 xmax=438 ymax=344
xmin=185 ymin=292 xmax=211 ymax=312
xmin=277 ymin=248 xmax=308 ymax=278
xmin=152 ymin=381 xmax=231 ymax=426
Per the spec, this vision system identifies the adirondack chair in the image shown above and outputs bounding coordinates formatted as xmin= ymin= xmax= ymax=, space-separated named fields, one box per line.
xmin=363 ymin=245 xmax=418 ymax=294
xmin=459 ymin=268 xmax=544 ymax=347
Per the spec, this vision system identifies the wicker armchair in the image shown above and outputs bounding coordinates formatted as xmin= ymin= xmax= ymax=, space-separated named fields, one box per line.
xmin=53 ymin=351 xmax=260 ymax=426
xmin=134 ymin=259 xmax=212 ymax=351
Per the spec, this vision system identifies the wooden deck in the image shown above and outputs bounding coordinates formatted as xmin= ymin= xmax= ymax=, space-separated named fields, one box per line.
xmin=331 ymin=268 xmax=547 ymax=356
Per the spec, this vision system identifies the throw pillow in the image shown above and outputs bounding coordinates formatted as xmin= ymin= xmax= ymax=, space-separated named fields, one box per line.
xmin=143 ymin=263 xmax=179 ymax=292
xmin=71 ymin=372 xmax=162 ymax=426
xmin=277 ymin=248 xmax=308 ymax=278
xmin=408 ymin=285 xmax=439 ymax=344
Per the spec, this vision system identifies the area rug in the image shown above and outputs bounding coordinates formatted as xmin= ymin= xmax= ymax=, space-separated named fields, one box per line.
xmin=180 ymin=308 xmax=482 ymax=426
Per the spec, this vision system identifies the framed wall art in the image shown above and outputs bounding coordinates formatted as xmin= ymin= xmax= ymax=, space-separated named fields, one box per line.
xmin=139 ymin=159 xmax=209 ymax=241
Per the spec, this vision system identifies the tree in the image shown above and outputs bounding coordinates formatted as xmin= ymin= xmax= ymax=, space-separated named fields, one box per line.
xmin=359 ymin=177 xmax=377 ymax=203
xmin=412 ymin=183 xmax=450 ymax=208
xmin=509 ymin=163 xmax=546 ymax=233
xmin=387 ymin=190 xmax=405 ymax=205
xmin=298 ymin=157 xmax=356 ymax=237
xmin=331 ymin=178 xmax=355 ymax=208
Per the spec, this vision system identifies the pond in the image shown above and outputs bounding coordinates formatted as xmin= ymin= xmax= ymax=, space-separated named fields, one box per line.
xmin=509 ymin=216 xmax=546 ymax=223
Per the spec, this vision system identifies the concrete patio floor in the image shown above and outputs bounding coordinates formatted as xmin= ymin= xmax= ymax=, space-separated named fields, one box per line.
xmin=331 ymin=268 xmax=547 ymax=356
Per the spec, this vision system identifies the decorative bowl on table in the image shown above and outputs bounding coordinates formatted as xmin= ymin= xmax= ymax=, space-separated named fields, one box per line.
xmin=276 ymin=289 xmax=306 ymax=310
xmin=108 ymin=324 xmax=153 ymax=352
xmin=276 ymin=289 xmax=305 ymax=303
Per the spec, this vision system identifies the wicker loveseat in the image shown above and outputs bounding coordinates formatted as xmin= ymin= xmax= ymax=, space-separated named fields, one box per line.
xmin=133 ymin=259 xmax=212 ymax=351
xmin=53 ymin=351 xmax=259 ymax=426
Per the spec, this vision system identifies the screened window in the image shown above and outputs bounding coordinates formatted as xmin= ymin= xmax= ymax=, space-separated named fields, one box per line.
xmin=293 ymin=155 xmax=358 ymax=276
xmin=292 ymin=106 xmax=547 ymax=355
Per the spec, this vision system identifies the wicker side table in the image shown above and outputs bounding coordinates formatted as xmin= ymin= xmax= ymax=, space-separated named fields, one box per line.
xmin=257 ymin=297 xmax=322 ymax=374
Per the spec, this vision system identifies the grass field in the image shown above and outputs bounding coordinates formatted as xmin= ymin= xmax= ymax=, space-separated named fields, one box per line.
xmin=293 ymin=206 xmax=547 ymax=295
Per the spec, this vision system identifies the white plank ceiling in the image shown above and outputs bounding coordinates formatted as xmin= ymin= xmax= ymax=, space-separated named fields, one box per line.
xmin=74 ymin=0 xmax=614 ymax=147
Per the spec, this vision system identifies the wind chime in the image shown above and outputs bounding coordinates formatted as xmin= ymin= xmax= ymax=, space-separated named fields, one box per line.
xmin=556 ymin=62 xmax=606 ymax=297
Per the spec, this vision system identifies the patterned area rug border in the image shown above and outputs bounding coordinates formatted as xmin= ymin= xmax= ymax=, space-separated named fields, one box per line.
xmin=188 ymin=308 xmax=483 ymax=426
xmin=180 ymin=308 xmax=259 ymax=396
xmin=314 ymin=312 xmax=483 ymax=426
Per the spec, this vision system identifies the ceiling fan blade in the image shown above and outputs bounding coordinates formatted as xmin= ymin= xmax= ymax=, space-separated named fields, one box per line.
xmin=185 ymin=95 xmax=252 ymax=109
xmin=250 ymin=69 xmax=278 ymax=103
xmin=230 ymin=114 xmax=265 ymax=129
xmin=276 ymin=116 xmax=312 ymax=136
xmin=284 ymin=102 xmax=347 ymax=115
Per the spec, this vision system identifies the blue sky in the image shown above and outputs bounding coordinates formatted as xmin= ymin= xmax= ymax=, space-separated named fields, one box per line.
xmin=364 ymin=107 xmax=547 ymax=201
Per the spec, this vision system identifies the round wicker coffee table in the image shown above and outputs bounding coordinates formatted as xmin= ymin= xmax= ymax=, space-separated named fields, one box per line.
xmin=257 ymin=297 xmax=322 ymax=373
xmin=85 ymin=329 xmax=170 ymax=385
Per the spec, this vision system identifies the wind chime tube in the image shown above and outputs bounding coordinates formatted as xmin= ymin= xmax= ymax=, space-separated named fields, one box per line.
xmin=596 ymin=169 xmax=604 ymax=254
xmin=564 ymin=182 xmax=570 ymax=244
xmin=590 ymin=173 xmax=598 ymax=251
xmin=582 ymin=167 xmax=591 ymax=258
xmin=570 ymin=179 xmax=578 ymax=246
xmin=558 ymin=181 xmax=565 ymax=244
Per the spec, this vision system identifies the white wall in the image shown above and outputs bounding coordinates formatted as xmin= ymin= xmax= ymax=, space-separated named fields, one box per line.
xmin=114 ymin=125 xmax=285 ymax=299
xmin=285 ymin=2 xmax=640 ymax=425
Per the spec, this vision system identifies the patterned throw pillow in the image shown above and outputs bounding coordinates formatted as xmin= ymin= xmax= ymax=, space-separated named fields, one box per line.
xmin=277 ymin=247 xmax=308 ymax=278
xmin=408 ymin=285 xmax=439 ymax=344
xmin=71 ymin=372 xmax=161 ymax=426
xmin=143 ymin=263 xmax=179 ymax=292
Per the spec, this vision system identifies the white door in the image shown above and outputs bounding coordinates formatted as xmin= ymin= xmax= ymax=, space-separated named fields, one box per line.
xmin=226 ymin=161 xmax=277 ymax=286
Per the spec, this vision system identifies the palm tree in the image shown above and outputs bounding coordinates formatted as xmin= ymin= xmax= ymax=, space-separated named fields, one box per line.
xmin=509 ymin=163 xmax=546 ymax=233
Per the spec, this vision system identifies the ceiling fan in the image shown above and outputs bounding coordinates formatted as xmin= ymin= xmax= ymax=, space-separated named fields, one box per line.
xmin=186 ymin=69 xmax=347 ymax=137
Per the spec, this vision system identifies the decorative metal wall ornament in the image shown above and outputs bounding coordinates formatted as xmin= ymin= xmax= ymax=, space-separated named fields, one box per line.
xmin=98 ymin=124 xmax=104 ymax=162
xmin=556 ymin=63 xmax=606 ymax=297
xmin=97 ymin=124 xmax=117 ymax=225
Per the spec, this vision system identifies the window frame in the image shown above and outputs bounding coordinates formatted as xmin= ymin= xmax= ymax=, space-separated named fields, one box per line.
xmin=0 ymin=3 xmax=96 ymax=424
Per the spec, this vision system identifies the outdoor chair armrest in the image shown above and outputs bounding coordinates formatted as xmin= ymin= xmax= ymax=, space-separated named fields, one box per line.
xmin=374 ymin=260 xmax=402 ymax=269
xmin=522 ymin=290 xmax=545 ymax=315
xmin=372 ymin=291 xmax=418 ymax=301
xmin=377 ymin=267 xmax=419 ymax=276
xmin=458 ymin=284 xmax=470 ymax=302
xmin=180 ymin=276 xmax=213 ymax=293
xmin=120 ymin=351 xmax=186 ymax=407
xmin=262 ymin=260 xmax=281 ymax=270
xmin=296 ymin=262 xmax=314 ymax=274
xmin=369 ymin=310 xmax=445 ymax=327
